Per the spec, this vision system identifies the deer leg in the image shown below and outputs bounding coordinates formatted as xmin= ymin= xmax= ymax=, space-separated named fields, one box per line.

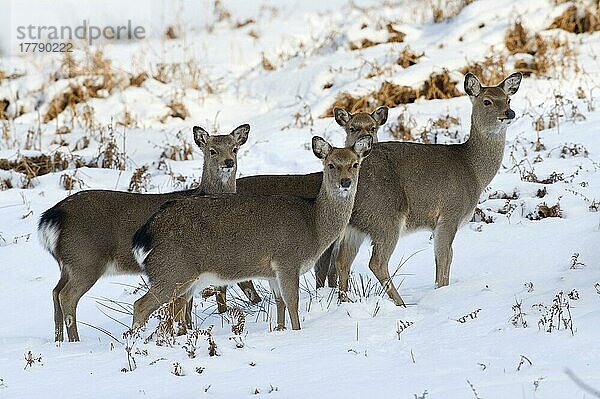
xmin=369 ymin=237 xmax=405 ymax=306
xmin=334 ymin=228 xmax=365 ymax=301
xmin=58 ymin=273 xmax=98 ymax=342
xmin=171 ymin=296 xmax=190 ymax=335
xmin=434 ymin=224 xmax=457 ymax=288
xmin=314 ymin=244 xmax=334 ymax=289
xmin=215 ymin=286 xmax=228 ymax=314
xmin=269 ymin=279 xmax=286 ymax=330
xmin=277 ymin=270 xmax=301 ymax=330
xmin=238 ymin=280 xmax=261 ymax=304
xmin=52 ymin=270 xmax=68 ymax=342
xmin=184 ymin=297 xmax=193 ymax=329
xmin=326 ymin=253 xmax=338 ymax=288
xmin=132 ymin=286 xmax=172 ymax=330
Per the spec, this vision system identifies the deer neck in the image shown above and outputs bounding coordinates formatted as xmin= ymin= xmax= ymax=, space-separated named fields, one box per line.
xmin=199 ymin=164 xmax=236 ymax=194
xmin=314 ymin=182 xmax=355 ymax=253
xmin=463 ymin=118 xmax=507 ymax=191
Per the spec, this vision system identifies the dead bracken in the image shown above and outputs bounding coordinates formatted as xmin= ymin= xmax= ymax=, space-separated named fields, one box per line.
xmin=322 ymin=70 xmax=460 ymax=117
xmin=549 ymin=4 xmax=600 ymax=34
xmin=420 ymin=69 xmax=461 ymax=100
xmin=0 ymin=153 xmax=73 ymax=187
xmin=527 ymin=202 xmax=562 ymax=220
xmin=458 ymin=55 xmax=507 ymax=85
xmin=349 ymin=23 xmax=405 ymax=50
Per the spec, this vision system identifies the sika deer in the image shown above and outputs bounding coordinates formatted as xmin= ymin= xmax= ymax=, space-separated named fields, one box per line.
xmin=236 ymin=106 xmax=388 ymax=289
xmin=332 ymin=72 xmax=522 ymax=305
xmin=131 ymin=135 xmax=373 ymax=331
xmin=38 ymin=124 xmax=257 ymax=342
xmin=333 ymin=106 xmax=388 ymax=146
xmin=238 ymin=73 xmax=522 ymax=305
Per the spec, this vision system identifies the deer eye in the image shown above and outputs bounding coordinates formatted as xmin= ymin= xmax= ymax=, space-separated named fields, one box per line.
xmin=328 ymin=164 xmax=335 ymax=169
xmin=232 ymin=147 xmax=238 ymax=154
xmin=483 ymin=99 xmax=492 ymax=106
xmin=352 ymin=162 xmax=359 ymax=168
xmin=209 ymin=149 xmax=217 ymax=155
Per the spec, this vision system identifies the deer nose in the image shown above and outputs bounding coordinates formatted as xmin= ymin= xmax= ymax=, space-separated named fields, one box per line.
xmin=340 ymin=178 xmax=352 ymax=188
xmin=224 ymin=159 xmax=235 ymax=168
xmin=505 ymin=109 xmax=515 ymax=119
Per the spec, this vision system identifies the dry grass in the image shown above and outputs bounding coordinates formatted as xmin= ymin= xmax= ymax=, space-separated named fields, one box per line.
xmin=43 ymin=50 xmax=130 ymax=123
xmin=130 ymin=72 xmax=148 ymax=87
xmin=128 ymin=165 xmax=151 ymax=193
xmin=261 ymin=53 xmax=275 ymax=71
xmin=43 ymin=84 xmax=87 ymax=123
xmin=153 ymin=61 xmax=218 ymax=95
xmin=527 ymin=202 xmax=562 ymax=220
xmin=322 ymin=81 xmax=417 ymax=117
xmin=0 ymin=152 xmax=73 ymax=187
xmin=431 ymin=0 xmax=474 ymax=23
xmin=420 ymin=69 xmax=462 ymax=100
xmin=350 ymin=38 xmax=380 ymax=51
xmin=505 ymin=21 xmax=531 ymax=54
xmin=234 ymin=18 xmax=255 ymax=29
xmin=165 ymin=25 xmax=180 ymax=40
xmin=386 ymin=108 xmax=417 ymax=141
xmin=350 ymin=23 xmax=405 ymax=50
xmin=117 ymin=110 xmax=137 ymax=128
xmin=95 ymin=128 xmax=126 ymax=170
xmin=502 ymin=21 xmax=579 ymax=78
xmin=386 ymin=23 xmax=406 ymax=43
xmin=397 ymin=47 xmax=424 ymax=68
xmin=60 ymin=172 xmax=84 ymax=191
xmin=161 ymin=131 xmax=194 ymax=161
xmin=323 ymin=70 xmax=460 ymax=117
xmin=549 ymin=4 xmax=600 ymax=34
xmin=0 ymin=99 xmax=8 ymax=120
xmin=458 ymin=55 xmax=507 ymax=85
xmin=166 ymin=100 xmax=189 ymax=120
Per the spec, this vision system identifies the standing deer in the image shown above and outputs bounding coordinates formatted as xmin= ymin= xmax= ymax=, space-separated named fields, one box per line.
xmin=239 ymin=73 xmax=522 ymax=305
xmin=236 ymin=106 xmax=388 ymax=289
xmin=131 ymin=135 xmax=373 ymax=331
xmin=38 ymin=124 xmax=258 ymax=342
xmin=211 ymin=107 xmax=388 ymax=310
xmin=334 ymin=106 xmax=388 ymax=146
xmin=332 ymin=72 xmax=522 ymax=304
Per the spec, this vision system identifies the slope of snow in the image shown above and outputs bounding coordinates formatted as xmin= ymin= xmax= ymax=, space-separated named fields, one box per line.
xmin=1 ymin=1 xmax=599 ymax=398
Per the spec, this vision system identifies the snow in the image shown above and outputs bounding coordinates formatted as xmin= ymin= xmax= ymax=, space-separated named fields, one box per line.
xmin=1 ymin=0 xmax=600 ymax=398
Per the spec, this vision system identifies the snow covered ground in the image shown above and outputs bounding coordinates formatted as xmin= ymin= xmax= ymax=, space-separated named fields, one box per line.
xmin=1 ymin=0 xmax=599 ymax=397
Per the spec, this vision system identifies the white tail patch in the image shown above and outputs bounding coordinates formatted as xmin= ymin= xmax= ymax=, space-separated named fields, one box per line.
xmin=132 ymin=245 xmax=151 ymax=270
xmin=38 ymin=221 xmax=60 ymax=256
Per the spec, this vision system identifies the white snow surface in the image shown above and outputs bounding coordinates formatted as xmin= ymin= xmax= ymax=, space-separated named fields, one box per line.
xmin=1 ymin=0 xmax=599 ymax=398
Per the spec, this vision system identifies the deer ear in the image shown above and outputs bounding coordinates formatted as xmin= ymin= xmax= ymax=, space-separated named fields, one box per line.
xmin=312 ymin=136 xmax=333 ymax=160
xmin=193 ymin=126 xmax=210 ymax=147
xmin=499 ymin=72 xmax=522 ymax=96
xmin=371 ymin=106 xmax=388 ymax=126
xmin=353 ymin=135 xmax=373 ymax=158
xmin=231 ymin=124 xmax=250 ymax=146
xmin=464 ymin=73 xmax=482 ymax=97
xmin=333 ymin=107 xmax=351 ymax=126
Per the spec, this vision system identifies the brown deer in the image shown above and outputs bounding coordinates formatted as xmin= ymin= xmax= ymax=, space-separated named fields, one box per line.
xmin=131 ymin=135 xmax=373 ymax=331
xmin=239 ymin=73 xmax=522 ymax=305
xmin=38 ymin=124 xmax=258 ymax=342
xmin=237 ymin=106 xmax=388 ymax=289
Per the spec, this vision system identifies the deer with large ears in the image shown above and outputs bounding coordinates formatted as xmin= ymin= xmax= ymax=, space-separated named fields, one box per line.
xmin=237 ymin=73 xmax=522 ymax=305
xmin=131 ymin=136 xmax=373 ymax=331
xmin=330 ymin=72 xmax=523 ymax=304
xmin=38 ymin=124 xmax=258 ymax=342
xmin=333 ymin=106 xmax=388 ymax=146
